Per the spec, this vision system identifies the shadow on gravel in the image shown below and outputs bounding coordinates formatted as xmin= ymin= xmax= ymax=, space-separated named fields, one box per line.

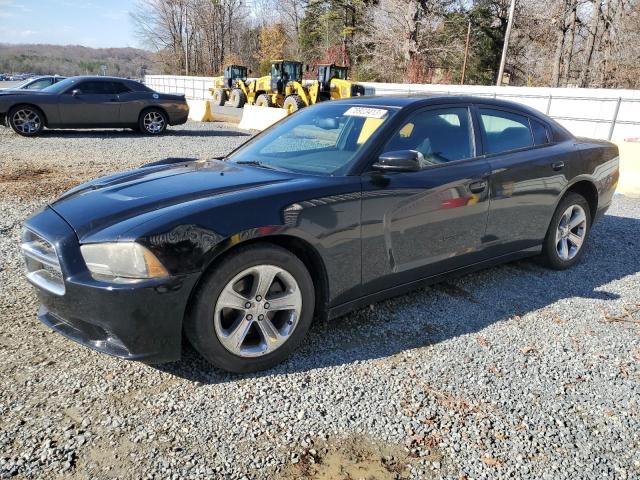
xmin=154 ymin=212 xmax=640 ymax=384
xmin=37 ymin=129 xmax=250 ymax=138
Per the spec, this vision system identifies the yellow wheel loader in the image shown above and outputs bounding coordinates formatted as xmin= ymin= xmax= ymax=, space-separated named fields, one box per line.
xmin=209 ymin=65 xmax=250 ymax=108
xmin=282 ymin=63 xmax=366 ymax=114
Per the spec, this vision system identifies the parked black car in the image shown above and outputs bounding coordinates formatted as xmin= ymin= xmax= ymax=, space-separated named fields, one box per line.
xmin=0 ymin=75 xmax=67 ymax=92
xmin=21 ymin=96 xmax=619 ymax=372
xmin=0 ymin=76 xmax=189 ymax=136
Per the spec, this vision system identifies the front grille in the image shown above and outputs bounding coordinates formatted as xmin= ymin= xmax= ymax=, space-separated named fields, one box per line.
xmin=21 ymin=229 xmax=65 ymax=295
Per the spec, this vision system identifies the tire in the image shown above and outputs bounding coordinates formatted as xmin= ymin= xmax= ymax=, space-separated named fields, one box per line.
xmin=139 ymin=108 xmax=168 ymax=135
xmin=8 ymin=105 xmax=44 ymax=137
xmin=283 ymin=95 xmax=305 ymax=114
xmin=255 ymin=94 xmax=271 ymax=108
xmin=212 ymin=88 xmax=226 ymax=106
xmin=229 ymin=88 xmax=246 ymax=108
xmin=538 ymin=192 xmax=591 ymax=270
xmin=185 ymin=244 xmax=315 ymax=373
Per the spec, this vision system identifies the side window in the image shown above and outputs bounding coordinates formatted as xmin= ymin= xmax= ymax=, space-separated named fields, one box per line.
xmin=73 ymin=81 xmax=107 ymax=94
xmin=25 ymin=78 xmax=52 ymax=90
xmin=382 ymin=107 xmax=474 ymax=165
xmin=480 ymin=109 xmax=533 ymax=154
xmin=530 ymin=118 xmax=550 ymax=145
xmin=104 ymin=82 xmax=130 ymax=94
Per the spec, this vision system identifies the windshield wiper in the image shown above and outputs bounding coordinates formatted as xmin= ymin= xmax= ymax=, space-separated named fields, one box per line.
xmin=234 ymin=160 xmax=278 ymax=171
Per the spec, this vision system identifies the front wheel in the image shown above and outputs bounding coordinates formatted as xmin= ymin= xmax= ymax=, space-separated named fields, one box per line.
xmin=139 ymin=108 xmax=168 ymax=135
xmin=539 ymin=192 xmax=591 ymax=270
xmin=185 ymin=244 xmax=315 ymax=373
xmin=255 ymin=94 xmax=271 ymax=108
xmin=284 ymin=94 xmax=305 ymax=114
xmin=212 ymin=88 xmax=226 ymax=106
xmin=229 ymin=88 xmax=246 ymax=108
xmin=8 ymin=105 xmax=44 ymax=136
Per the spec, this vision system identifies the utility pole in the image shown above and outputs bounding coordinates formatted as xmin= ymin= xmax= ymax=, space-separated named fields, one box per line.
xmin=497 ymin=0 xmax=516 ymax=86
xmin=460 ymin=20 xmax=471 ymax=85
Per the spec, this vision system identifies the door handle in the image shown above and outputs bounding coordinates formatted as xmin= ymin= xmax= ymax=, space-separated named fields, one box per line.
xmin=108 ymin=98 xmax=119 ymax=102
xmin=468 ymin=180 xmax=487 ymax=193
xmin=551 ymin=161 xmax=565 ymax=171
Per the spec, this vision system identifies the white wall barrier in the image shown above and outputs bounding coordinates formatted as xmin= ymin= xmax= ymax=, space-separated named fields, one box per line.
xmin=145 ymin=75 xmax=640 ymax=141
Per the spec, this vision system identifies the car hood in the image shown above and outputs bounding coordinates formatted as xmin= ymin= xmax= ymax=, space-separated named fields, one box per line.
xmin=49 ymin=159 xmax=294 ymax=240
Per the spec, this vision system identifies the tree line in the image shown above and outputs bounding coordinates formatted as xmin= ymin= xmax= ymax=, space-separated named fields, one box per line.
xmin=132 ymin=0 xmax=640 ymax=89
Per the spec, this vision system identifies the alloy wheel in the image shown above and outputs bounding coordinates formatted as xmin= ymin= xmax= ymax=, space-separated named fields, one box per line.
xmin=555 ymin=204 xmax=587 ymax=261
xmin=143 ymin=111 xmax=165 ymax=133
xmin=214 ymin=265 xmax=302 ymax=357
xmin=12 ymin=109 xmax=41 ymax=134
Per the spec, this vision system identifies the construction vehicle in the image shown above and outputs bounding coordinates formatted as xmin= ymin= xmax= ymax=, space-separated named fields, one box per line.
xmin=209 ymin=64 xmax=249 ymax=108
xmin=282 ymin=63 xmax=366 ymax=113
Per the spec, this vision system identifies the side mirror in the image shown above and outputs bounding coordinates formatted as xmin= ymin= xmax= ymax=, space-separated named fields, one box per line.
xmin=305 ymin=64 xmax=310 ymax=72
xmin=71 ymin=89 xmax=82 ymax=96
xmin=372 ymin=150 xmax=424 ymax=173
xmin=248 ymin=69 xmax=252 ymax=75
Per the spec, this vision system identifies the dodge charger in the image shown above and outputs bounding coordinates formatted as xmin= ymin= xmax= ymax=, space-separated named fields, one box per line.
xmin=21 ymin=96 xmax=619 ymax=372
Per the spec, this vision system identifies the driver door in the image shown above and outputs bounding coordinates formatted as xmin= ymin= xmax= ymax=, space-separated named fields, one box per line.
xmin=58 ymin=80 xmax=121 ymax=126
xmin=360 ymin=105 xmax=492 ymax=294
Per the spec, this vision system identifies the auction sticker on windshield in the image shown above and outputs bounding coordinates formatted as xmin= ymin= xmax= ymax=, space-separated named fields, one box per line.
xmin=344 ymin=107 xmax=388 ymax=119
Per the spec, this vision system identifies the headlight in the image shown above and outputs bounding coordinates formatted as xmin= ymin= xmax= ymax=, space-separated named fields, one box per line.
xmin=80 ymin=243 xmax=168 ymax=281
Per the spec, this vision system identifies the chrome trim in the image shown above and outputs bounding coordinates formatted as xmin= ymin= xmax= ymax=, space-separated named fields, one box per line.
xmin=25 ymin=271 xmax=65 ymax=296
xmin=21 ymin=229 xmax=65 ymax=295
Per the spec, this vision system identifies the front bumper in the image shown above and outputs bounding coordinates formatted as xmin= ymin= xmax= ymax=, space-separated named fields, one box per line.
xmin=23 ymin=207 xmax=200 ymax=363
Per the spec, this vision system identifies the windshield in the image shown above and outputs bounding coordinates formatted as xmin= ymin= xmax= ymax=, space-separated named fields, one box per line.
xmin=230 ymin=67 xmax=246 ymax=80
xmin=41 ymin=77 xmax=81 ymax=93
xmin=334 ymin=67 xmax=348 ymax=80
xmin=228 ymin=103 xmax=396 ymax=175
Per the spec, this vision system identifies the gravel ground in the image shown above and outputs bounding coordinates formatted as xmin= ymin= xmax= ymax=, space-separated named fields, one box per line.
xmin=0 ymin=122 xmax=639 ymax=479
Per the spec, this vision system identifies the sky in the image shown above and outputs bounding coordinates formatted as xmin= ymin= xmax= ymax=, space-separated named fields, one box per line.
xmin=0 ymin=0 xmax=139 ymax=48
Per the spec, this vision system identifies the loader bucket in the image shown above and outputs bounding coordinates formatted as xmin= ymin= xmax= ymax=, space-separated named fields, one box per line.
xmin=238 ymin=104 xmax=288 ymax=131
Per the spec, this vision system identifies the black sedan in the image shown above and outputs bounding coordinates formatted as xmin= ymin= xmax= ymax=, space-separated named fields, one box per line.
xmin=0 ymin=76 xmax=189 ymax=136
xmin=21 ymin=96 xmax=619 ymax=372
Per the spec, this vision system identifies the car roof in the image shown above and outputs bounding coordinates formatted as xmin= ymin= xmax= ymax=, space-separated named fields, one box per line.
xmin=333 ymin=94 xmax=547 ymax=117
xmin=70 ymin=76 xmax=135 ymax=82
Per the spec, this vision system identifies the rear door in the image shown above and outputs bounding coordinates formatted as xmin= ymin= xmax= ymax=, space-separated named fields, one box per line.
xmin=360 ymin=105 xmax=492 ymax=295
xmin=58 ymin=80 xmax=121 ymax=126
xmin=477 ymin=106 xmax=572 ymax=254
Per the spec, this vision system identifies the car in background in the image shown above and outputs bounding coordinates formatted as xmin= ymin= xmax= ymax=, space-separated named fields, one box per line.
xmin=20 ymin=95 xmax=619 ymax=372
xmin=0 ymin=76 xmax=189 ymax=136
xmin=0 ymin=75 xmax=67 ymax=91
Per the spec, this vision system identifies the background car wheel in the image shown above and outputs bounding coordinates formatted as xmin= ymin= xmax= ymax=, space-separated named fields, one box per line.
xmin=229 ymin=88 xmax=246 ymax=108
xmin=255 ymin=94 xmax=271 ymax=108
xmin=283 ymin=95 xmax=305 ymax=114
xmin=139 ymin=108 xmax=168 ymax=135
xmin=212 ymin=88 xmax=226 ymax=106
xmin=8 ymin=105 xmax=44 ymax=137
xmin=539 ymin=192 xmax=591 ymax=270
xmin=185 ymin=244 xmax=315 ymax=373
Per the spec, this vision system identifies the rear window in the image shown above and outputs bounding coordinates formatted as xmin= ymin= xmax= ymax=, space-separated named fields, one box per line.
xmin=530 ymin=118 xmax=550 ymax=145
xmin=480 ymin=108 xmax=533 ymax=154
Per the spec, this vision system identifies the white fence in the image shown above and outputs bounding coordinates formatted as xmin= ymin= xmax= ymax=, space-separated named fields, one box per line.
xmin=145 ymin=75 xmax=640 ymax=141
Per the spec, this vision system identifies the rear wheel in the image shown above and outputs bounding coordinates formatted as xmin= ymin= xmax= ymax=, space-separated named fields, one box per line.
xmin=283 ymin=95 xmax=305 ymax=114
xmin=229 ymin=88 xmax=246 ymax=108
xmin=8 ymin=105 xmax=44 ymax=136
xmin=185 ymin=244 xmax=315 ymax=373
xmin=212 ymin=88 xmax=226 ymax=106
xmin=139 ymin=108 xmax=168 ymax=135
xmin=539 ymin=192 xmax=591 ymax=270
xmin=255 ymin=94 xmax=271 ymax=108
